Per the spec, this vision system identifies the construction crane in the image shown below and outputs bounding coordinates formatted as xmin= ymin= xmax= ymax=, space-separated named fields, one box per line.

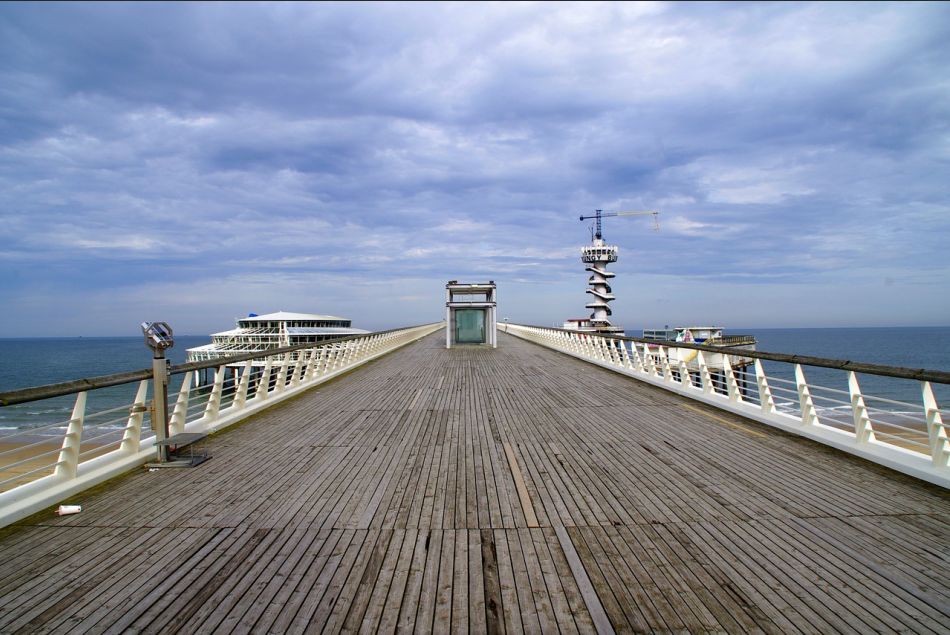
xmin=579 ymin=209 xmax=659 ymax=240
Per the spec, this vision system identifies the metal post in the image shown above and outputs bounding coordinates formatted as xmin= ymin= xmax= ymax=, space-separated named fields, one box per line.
xmin=152 ymin=352 xmax=170 ymax=462
xmin=141 ymin=322 xmax=175 ymax=463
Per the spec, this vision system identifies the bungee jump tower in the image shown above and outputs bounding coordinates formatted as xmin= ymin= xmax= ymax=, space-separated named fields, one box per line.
xmin=571 ymin=209 xmax=658 ymax=336
xmin=581 ymin=232 xmax=623 ymax=336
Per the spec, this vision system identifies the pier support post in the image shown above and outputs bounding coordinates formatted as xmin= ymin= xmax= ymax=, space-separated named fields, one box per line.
xmin=923 ymin=381 xmax=949 ymax=467
xmin=755 ymin=360 xmax=777 ymax=414
xmin=848 ymin=372 xmax=875 ymax=444
xmin=55 ymin=392 xmax=86 ymax=479
xmin=169 ymin=372 xmax=192 ymax=436
xmin=152 ymin=355 xmax=170 ymax=461
xmin=121 ymin=381 xmax=149 ymax=454
xmin=796 ymin=364 xmax=819 ymax=427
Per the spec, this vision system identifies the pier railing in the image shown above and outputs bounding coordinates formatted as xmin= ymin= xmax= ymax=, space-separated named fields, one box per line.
xmin=0 ymin=322 xmax=443 ymax=528
xmin=506 ymin=323 xmax=949 ymax=488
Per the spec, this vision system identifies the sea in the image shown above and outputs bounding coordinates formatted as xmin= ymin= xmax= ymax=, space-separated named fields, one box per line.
xmin=0 ymin=328 xmax=947 ymax=435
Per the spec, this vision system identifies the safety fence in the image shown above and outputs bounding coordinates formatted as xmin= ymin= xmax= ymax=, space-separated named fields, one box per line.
xmin=505 ymin=323 xmax=949 ymax=488
xmin=0 ymin=322 xmax=443 ymax=528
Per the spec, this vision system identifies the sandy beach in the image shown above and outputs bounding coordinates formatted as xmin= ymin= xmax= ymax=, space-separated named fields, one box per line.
xmin=0 ymin=438 xmax=117 ymax=493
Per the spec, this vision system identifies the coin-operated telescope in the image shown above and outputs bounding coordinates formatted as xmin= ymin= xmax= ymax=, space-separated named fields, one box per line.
xmin=141 ymin=321 xmax=174 ymax=461
xmin=141 ymin=321 xmax=174 ymax=354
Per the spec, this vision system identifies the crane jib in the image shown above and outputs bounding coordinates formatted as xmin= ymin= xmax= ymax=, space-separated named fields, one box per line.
xmin=578 ymin=209 xmax=659 ymax=240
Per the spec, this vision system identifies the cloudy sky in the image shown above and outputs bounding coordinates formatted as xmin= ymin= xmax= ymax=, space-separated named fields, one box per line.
xmin=1 ymin=2 xmax=948 ymax=336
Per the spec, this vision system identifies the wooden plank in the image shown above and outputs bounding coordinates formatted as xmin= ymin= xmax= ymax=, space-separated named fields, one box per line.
xmin=479 ymin=529 xmax=506 ymax=635
xmin=504 ymin=528 xmax=541 ymax=633
xmin=518 ymin=527 xmax=559 ymax=633
xmin=337 ymin=528 xmax=397 ymax=632
xmin=451 ymin=528 xmax=469 ymax=634
xmin=502 ymin=443 xmax=539 ymax=528
xmin=467 ymin=527 xmax=487 ymax=634
xmin=433 ymin=529 xmax=455 ymax=635
xmin=234 ymin=528 xmax=332 ymax=632
xmin=307 ymin=529 xmax=379 ymax=633
xmin=257 ymin=529 xmax=347 ymax=633
xmin=376 ymin=529 xmax=417 ymax=632
xmin=491 ymin=529 xmax=523 ymax=634
xmin=554 ymin=526 xmax=614 ymax=635
xmin=0 ymin=331 xmax=948 ymax=633
xmin=413 ymin=529 xmax=443 ymax=633
xmin=543 ymin=527 xmax=594 ymax=633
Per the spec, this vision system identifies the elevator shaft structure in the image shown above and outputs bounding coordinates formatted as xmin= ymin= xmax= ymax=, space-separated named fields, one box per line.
xmin=576 ymin=209 xmax=657 ymax=336
xmin=581 ymin=239 xmax=623 ymax=334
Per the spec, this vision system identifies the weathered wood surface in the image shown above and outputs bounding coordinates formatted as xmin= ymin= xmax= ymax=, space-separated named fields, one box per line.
xmin=0 ymin=331 xmax=948 ymax=633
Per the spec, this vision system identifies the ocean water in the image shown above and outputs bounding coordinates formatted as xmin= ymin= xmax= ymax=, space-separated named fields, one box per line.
xmin=743 ymin=327 xmax=950 ymax=408
xmin=0 ymin=335 xmax=210 ymax=434
xmin=0 ymin=328 xmax=947 ymax=433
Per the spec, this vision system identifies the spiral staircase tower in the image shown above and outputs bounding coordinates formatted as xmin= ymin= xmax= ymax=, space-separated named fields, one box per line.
xmin=581 ymin=238 xmax=625 ymax=335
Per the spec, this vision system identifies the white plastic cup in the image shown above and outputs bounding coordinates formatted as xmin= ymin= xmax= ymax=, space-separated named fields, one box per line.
xmin=56 ymin=505 xmax=82 ymax=515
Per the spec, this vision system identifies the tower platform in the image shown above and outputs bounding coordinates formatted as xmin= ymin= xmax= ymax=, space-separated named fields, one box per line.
xmin=0 ymin=331 xmax=947 ymax=632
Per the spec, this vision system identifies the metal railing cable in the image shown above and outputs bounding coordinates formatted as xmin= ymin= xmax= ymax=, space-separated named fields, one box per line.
xmin=505 ymin=323 xmax=948 ymax=488
xmin=517 ymin=324 xmax=950 ymax=384
xmin=0 ymin=322 xmax=445 ymax=528
xmin=0 ymin=323 xmax=439 ymax=407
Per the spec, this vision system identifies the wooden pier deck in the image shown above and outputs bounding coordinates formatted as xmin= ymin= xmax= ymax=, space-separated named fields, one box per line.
xmin=1 ymin=331 xmax=948 ymax=633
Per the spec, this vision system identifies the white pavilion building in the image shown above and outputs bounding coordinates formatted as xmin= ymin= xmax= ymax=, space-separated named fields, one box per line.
xmin=186 ymin=311 xmax=368 ymax=365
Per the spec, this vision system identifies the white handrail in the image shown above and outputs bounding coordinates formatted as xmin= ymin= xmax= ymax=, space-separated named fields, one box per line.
xmin=506 ymin=323 xmax=949 ymax=488
xmin=0 ymin=323 xmax=444 ymax=528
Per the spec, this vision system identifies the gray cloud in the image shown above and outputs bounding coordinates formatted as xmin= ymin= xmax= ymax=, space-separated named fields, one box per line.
xmin=1 ymin=1 xmax=948 ymax=335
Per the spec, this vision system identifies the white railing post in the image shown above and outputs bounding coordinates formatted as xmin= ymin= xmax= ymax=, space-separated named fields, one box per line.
xmin=343 ymin=341 xmax=354 ymax=366
xmin=256 ymin=359 xmax=273 ymax=400
xmin=643 ymin=344 xmax=657 ymax=376
xmin=232 ymin=361 xmax=253 ymax=409
xmin=169 ymin=372 xmax=193 ymax=436
xmin=303 ymin=348 xmax=320 ymax=382
xmin=847 ymin=372 xmax=875 ymax=444
xmin=503 ymin=322 xmax=950 ymax=489
xmin=308 ymin=349 xmax=323 ymax=380
xmin=755 ymin=360 xmax=777 ymax=415
xmin=922 ymin=381 xmax=949 ymax=467
xmin=631 ymin=344 xmax=644 ymax=373
xmin=274 ymin=354 xmax=289 ymax=393
xmin=620 ymin=341 xmax=633 ymax=369
xmin=697 ymin=352 xmax=713 ymax=394
xmin=679 ymin=359 xmax=692 ymax=388
xmin=722 ymin=357 xmax=741 ymax=403
xmin=120 ymin=381 xmax=149 ymax=454
xmin=659 ymin=346 xmax=673 ymax=382
xmin=290 ymin=352 xmax=307 ymax=387
xmin=796 ymin=364 xmax=819 ymax=426
xmin=583 ymin=337 xmax=595 ymax=360
xmin=54 ymin=392 xmax=87 ymax=479
xmin=203 ymin=365 xmax=226 ymax=422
